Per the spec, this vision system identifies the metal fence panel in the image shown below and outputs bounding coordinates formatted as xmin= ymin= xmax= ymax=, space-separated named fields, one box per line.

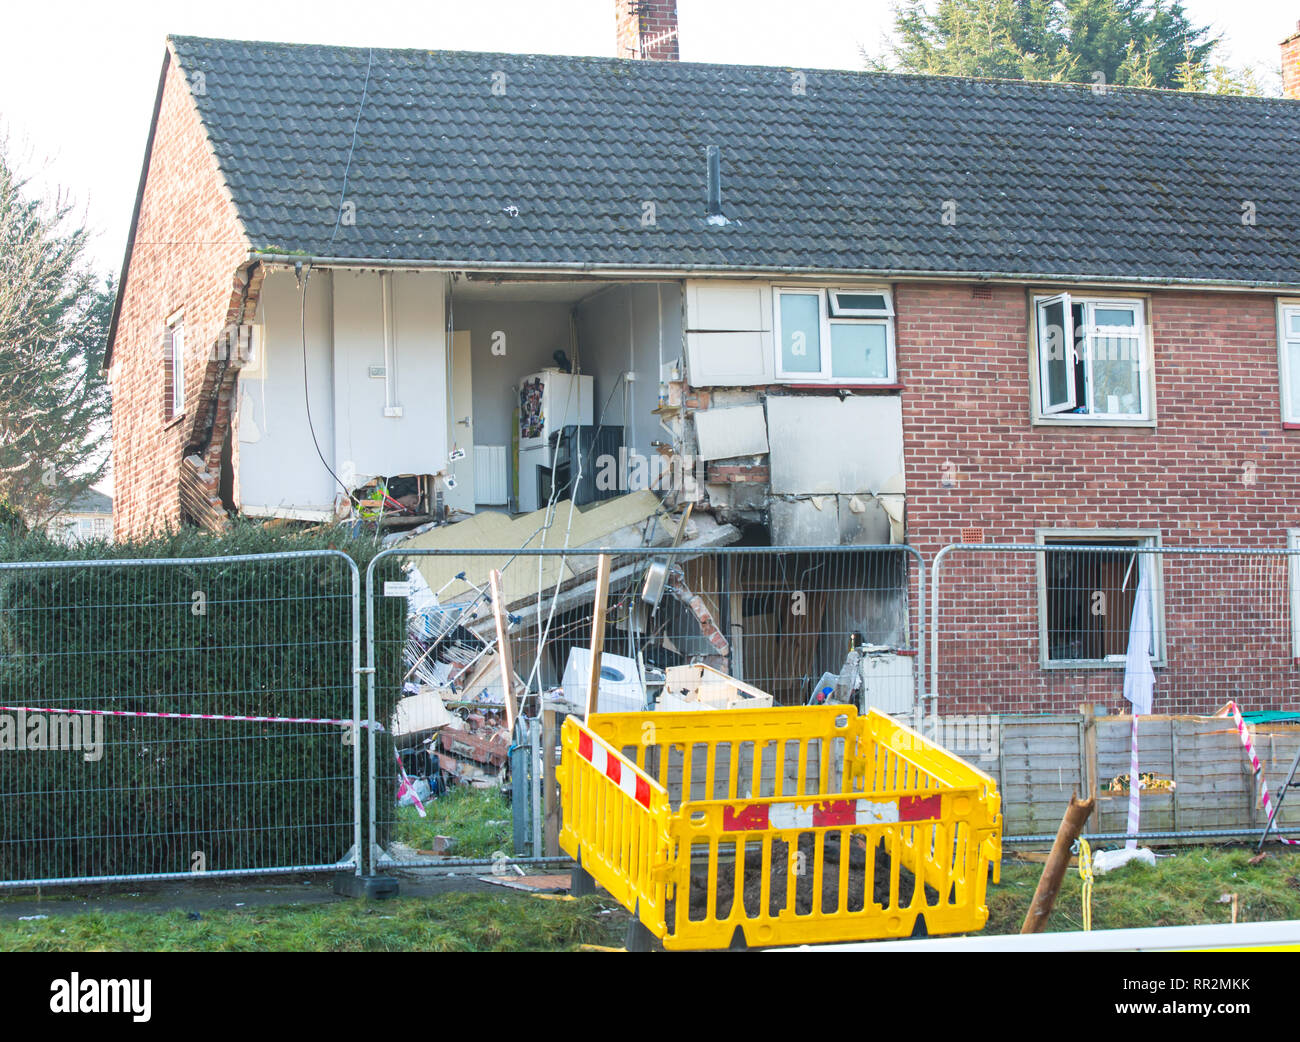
xmin=930 ymin=543 xmax=1300 ymax=842
xmin=0 ymin=550 xmax=362 ymax=886
xmin=365 ymin=543 xmax=923 ymax=870
xmin=931 ymin=543 xmax=1300 ymax=718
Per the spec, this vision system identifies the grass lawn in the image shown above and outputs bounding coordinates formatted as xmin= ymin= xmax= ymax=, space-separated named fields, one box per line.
xmin=393 ymin=787 xmax=513 ymax=859
xmin=0 ymin=892 xmax=628 ymax=952
xmin=988 ymin=845 xmax=1300 ymax=934
xmin=1 ymin=844 xmax=1295 ymax=951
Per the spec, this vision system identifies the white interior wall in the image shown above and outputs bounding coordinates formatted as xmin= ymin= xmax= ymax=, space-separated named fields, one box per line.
xmin=237 ymin=268 xmax=449 ymax=517
xmin=237 ymin=268 xmax=337 ymax=517
xmin=331 ymin=270 xmax=449 ymax=488
xmin=575 ymin=282 xmax=681 ymax=465
xmin=237 ymin=275 xmax=683 ymax=518
xmin=454 ymin=299 xmax=574 ymax=451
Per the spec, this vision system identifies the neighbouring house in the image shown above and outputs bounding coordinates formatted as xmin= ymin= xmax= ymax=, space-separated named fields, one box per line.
xmin=43 ymin=489 xmax=113 ymax=544
xmin=106 ymin=2 xmax=1300 ymax=712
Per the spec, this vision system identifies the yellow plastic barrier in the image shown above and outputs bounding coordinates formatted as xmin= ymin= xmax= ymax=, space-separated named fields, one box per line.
xmin=559 ymin=705 xmax=1002 ymax=950
xmin=557 ymin=718 xmax=674 ymax=937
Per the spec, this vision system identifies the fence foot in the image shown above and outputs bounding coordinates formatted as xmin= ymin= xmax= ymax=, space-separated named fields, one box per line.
xmin=625 ymin=916 xmax=656 ymax=952
xmin=571 ymin=863 xmax=596 ymax=897
xmin=333 ymin=871 xmax=400 ymax=899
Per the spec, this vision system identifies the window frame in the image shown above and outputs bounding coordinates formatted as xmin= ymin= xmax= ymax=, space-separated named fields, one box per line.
xmin=166 ymin=311 xmax=186 ymax=421
xmin=1028 ymin=291 xmax=1155 ymax=427
xmin=1277 ymin=299 xmax=1300 ymax=425
xmin=1034 ymin=527 xmax=1166 ymax=670
xmin=772 ymin=285 xmax=897 ymax=386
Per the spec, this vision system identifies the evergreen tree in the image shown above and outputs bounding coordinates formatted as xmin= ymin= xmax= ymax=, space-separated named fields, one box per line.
xmin=872 ymin=0 xmax=1248 ymax=93
xmin=0 ymin=148 xmax=111 ymax=529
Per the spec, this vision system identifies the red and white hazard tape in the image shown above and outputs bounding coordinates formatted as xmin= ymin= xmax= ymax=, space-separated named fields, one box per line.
xmin=0 ymin=704 xmax=384 ymax=731
xmin=1125 ymin=716 xmax=1141 ymax=850
xmin=395 ymin=748 xmax=427 ymax=817
xmin=1225 ymin=700 xmax=1298 ymax=846
xmin=722 ymin=793 xmax=942 ymax=832
xmin=576 ymin=730 xmax=653 ymax=809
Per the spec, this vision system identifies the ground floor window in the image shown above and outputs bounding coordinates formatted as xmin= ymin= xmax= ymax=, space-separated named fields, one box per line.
xmin=1036 ymin=529 xmax=1163 ymax=667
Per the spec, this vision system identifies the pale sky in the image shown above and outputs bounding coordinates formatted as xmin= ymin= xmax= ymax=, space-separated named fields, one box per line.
xmin=3 ymin=0 xmax=1297 ymax=276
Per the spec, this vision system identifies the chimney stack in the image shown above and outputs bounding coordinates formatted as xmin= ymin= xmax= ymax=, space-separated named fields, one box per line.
xmin=1283 ymin=21 xmax=1300 ymax=99
xmin=615 ymin=0 xmax=679 ymax=61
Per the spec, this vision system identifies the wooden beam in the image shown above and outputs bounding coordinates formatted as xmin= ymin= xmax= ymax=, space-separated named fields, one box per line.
xmin=585 ymin=553 xmax=612 ymax=722
xmin=489 ymin=568 xmax=519 ymax=732
xmin=1021 ymin=792 xmax=1096 ymax=934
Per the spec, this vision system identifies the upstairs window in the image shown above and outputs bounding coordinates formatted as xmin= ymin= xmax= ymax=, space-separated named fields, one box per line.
xmin=773 ymin=286 xmax=896 ymax=385
xmin=1279 ymin=302 xmax=1300 ymax=424
xmin=165 ymin=314 xmax=185 ymax=421
xmin=1033 ymin=293 xmax=1151 ymax=422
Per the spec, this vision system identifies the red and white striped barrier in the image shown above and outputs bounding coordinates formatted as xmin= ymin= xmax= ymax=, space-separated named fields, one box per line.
xmin=576 ymin=730 xmax=653 ymax=810
xmin=722 ymin=794 xmax=943 ymax=832
xmin=0 ymin=704 xmax=383 ymax=730
xmin=1225 ymin=700 xmax=1298 ymax=846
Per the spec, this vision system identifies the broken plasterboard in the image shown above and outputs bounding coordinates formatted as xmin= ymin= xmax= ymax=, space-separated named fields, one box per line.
xmin=769 ymin=493 xmax=904 ymax=547
xmin=662 ymin=663 xmax=774 ymax=709
xmin=693 ymin=404 xmax=769 ymax=462
xmin=391 ymin=687 xmax=455 ymax=738
xmin=400 ymin=491 xmax=663 ymax=609
xmin=766 ymin=395 xmax=905 ymax=496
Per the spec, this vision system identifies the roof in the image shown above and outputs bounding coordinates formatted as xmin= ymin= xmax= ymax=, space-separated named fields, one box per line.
xmin=168 ymin=34 xmax=1300 ymax=286
xmin=52 ymin=489 xmax=113 ymax=516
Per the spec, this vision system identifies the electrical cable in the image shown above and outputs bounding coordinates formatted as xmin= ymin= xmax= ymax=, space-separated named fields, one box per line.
xmin=300 ymin=46 xmax=374 ymax=514
xmin=300 ymin=269 xmax=354 ymax=507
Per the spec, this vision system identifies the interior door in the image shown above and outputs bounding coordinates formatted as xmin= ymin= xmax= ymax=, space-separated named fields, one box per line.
xmin=444 ymin=330 xmax=475 ymax=513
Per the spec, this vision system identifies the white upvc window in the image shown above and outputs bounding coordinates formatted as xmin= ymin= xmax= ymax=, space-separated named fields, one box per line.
xmin=773 ymin=286 xmax=896 ymax=385
xmin=1278 ymin=302 xmax=1300 ymax=424
xmin=166 ymin=313 xmax=186 ymax=420
xmin=1032 ymin=293 xmax=1151 ymax=422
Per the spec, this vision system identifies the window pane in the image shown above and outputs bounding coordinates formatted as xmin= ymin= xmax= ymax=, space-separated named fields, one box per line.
xmin=831 ymin=292 xmax=888 ymax=314
xmin=779 ymin=293 xmax=822 ymax=374
xmin=171 ymin=325 xmax=185 ymax=413
xmin=1090 ymin=335 xmax=1142 ymax=414
xmin=1037 ymin=298 xmax=1073 ymax=411
xmin=1093 ymin=307 xmax=1136 ymax=328
xmin=1044 ymin=542 xmax=1140 ymax=661
xmin=1288 ymin=311 xmax=1300 ymax=337
xmin=1290 ymin=342 xmax=1300 ymax=418
xmin=830 ymin=322 xmax=889 ymax=379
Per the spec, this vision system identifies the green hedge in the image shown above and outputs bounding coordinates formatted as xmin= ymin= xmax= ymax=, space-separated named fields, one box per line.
xmin=0 ymin=523 xmax=405 ymax=882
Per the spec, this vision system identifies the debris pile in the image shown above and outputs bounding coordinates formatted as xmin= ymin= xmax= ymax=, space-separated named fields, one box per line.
xmin=437 ymin=710 xmax=510 ymax=788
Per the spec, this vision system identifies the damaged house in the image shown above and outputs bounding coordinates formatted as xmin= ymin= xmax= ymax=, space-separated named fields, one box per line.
xmin=106 ymin=3 xmax=1300 ymax=715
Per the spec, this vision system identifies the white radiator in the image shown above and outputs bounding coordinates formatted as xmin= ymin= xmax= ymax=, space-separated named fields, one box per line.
xmin=474 ymin=445 xmax=508 ymax=505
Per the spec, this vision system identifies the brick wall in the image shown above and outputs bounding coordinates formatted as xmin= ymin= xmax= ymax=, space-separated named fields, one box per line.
xmin=1283 ymin=23 xmax=1300 ymax=101
xmin=614 ymin=0 xmax=679 ymax=61
xmin=897 ymin=282 xmax=1300 ymax=715
xmin=109 ymin=49 xmax=250 ymax=540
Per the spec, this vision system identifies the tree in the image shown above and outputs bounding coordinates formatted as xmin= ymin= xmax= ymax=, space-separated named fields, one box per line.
xmin=0 ymin=147 xmax=111 ymax=530
xmin=872 ymin=0 xmax=1244 ymax=93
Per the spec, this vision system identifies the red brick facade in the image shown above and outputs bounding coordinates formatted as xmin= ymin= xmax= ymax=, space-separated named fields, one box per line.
xmin=109 ymin=49 xmax=252 ymax=540
xmin=897 ymin=282 xmax=1300 ymax=715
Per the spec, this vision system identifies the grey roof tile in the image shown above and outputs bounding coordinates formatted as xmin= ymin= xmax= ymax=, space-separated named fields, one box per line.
xmin=169 ymin=34 xmax=1300 ymax=284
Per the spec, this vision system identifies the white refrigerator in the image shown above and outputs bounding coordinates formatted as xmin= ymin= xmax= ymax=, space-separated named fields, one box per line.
xmin=516 ymin=369 xmax=593 ymax=512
